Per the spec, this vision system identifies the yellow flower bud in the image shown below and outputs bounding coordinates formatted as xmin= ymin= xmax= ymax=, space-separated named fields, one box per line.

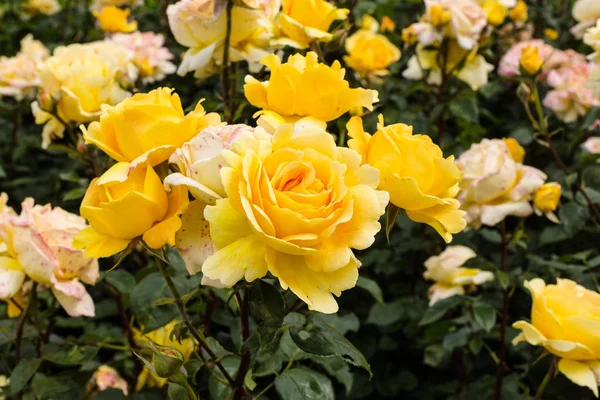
xmin=380 ymin=16 xmax=395 ymax=32
xmin=509 ymin=0 xmax=528 ymax=22
xmin=520 ymin=45 xmax=543 ymax=75
xmin=402 ymin=25 xmax=417 ymax=45
xmin=534 ymin=182 xmax=561 ymax=213
xmin=430 ymin=4 xmax=452 ymax=26
xmin=93 ymin=6 xmax=138 ymax=33
xmin=544 ymin=28 xmax=559 ymax=40
xmin=74 ymin=162 xmax=189 ymax=258
xmin=482 ymin=0 xmax=508 ymax=26
xmin=502 ymin=138 xmax=525 ymax=163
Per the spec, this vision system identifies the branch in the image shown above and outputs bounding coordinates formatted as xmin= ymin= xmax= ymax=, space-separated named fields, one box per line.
xmin=233 ymin=286 xmax=250 ymax=400
xmin=16 ymin=282 xmax=38 ymax=363
xmin=155 ymin=254 xmax=236 ymax=387
xmin=494 ymin=222 xmax=509 ymax=400
xmin=221 ymin=0 xmax=234 ymax=123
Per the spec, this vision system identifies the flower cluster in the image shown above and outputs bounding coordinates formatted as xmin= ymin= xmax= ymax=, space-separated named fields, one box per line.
xmin=0 ymin=35 xmax=48 ymax=101
xmin=456 ymin=138 xmax=552 ymax=228
xmin=0 ymin=194 xmax=99 ymax=317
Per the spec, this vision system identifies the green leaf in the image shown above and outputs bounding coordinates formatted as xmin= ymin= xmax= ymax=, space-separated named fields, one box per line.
xmin=275 ymin=367 xmax=334 ymax=400
xmin=104 ymin=269 xmax=136 ymax=294
xmin=311 ymin=357 xmax=353 ymax=395
xmin=131 ymin=272 xmax=184 ymax=332
xmin=62 ymin=187 xmax=86 ymax=201
xmin=449 ymin=92 xmax=479 ymax=123
xmin=496 ymin=270 xmax=509 ymax=290
xmin=560 ymin=203 xmax=590 ymax=237
xmin=10 ymin=358 xmax=42 ymax=394
xmin=288 ymin=313 xmax=371 ymax=375
xmin=168 ymin=383 xmax=188 ymax=400
xmin=91 ymin=389 xmax=127 ymax=400
xmin=356 ymin=276 xmax=384 ymax=304
xmin=419 ymin=296 xmax=464 ymax=326
xmin=30 ymin=373 xmax=70 ymax=398
xmin=208 ymin=356 xmax=239 ymax=400
xmin=443 ymin=327 xmax=471 ymax=350
xmin=319 ymin=313 xmax=359 ymax=335
xmin=367 ymin=299 xmax=405 ymax=326
xmin=153 ymin=297 xmax=176 ymax=306
xmin=249 ymin=280 xmax=285 ymax=324
xmin=423 ymin=344 xmax=449 ymax=368
xmin=42 ymin=345 xmax=98 ymax=365
xmin=472 ymin=302 xmax=497 ymax=332
xmin=385 ymin=204 xmax=400 ymax=242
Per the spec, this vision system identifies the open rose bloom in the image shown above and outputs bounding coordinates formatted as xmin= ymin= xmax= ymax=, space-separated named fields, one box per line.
xmin=7 ymin=199 xmax=99 ymax=317
xmin=456 ymin=138 xmax=547 ymax=227
xmin=423 ymin=245 xmax=493 ymax=305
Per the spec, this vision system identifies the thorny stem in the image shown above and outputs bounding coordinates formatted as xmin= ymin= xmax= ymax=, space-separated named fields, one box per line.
xmin=530 ymin=81 xmax=600 ymax=221
xmin=435 ymin=41 xmax=449 ymax=146
xmin=155 ymin=255 xmax=236 ymax=387
xmin=233 ymin=286 xmax=250 ymax=400
xmin=535 ymin=358 xmax=555 ymax=400
xmin=15 ymin=282 xmax=38 ymax=364
xmin=494 ymin=222 xmax=509 ymax=400
xmin=221 ymin=0 xmax=234 ymax=123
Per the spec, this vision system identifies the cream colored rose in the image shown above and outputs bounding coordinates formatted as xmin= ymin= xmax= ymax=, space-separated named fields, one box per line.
xmin=21 ymin=0 xmax=61 ymax=19
xmin=456 ymin=138 xmax=547 ymax=227
xmin=167 ymin=0 xmax=274 ymax=78
xmin=0 ymin=35 xmax=48 ymax=101
xmin=403 ymin=41 xmax=494 ymax=91
xmin=572 ymin=0 xmax=600 ymax=38
xmin=424 ymin=245 xmax=493 ymax=305
xmin=0 ymin=194 xmax=25 ymax=304
xmin=9 ymin=199 xmax=99 ymax=317
xmin=88 ymin=366 xmax=128 ymax=396
xmin=35 ymin=42 xmax=131 ymax=126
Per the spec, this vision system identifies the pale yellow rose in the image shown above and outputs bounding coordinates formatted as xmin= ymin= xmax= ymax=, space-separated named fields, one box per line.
xmin=272 ymin=0 xmax=349 ymax=49
xmin=94 ymin=6 xmax=138 ymax=33
xmin=9 ymin=198 xmax=99 ymax=317
xmin=348 ymin=115 xmax=466 ymax=243
xmin=200 ymin=123 xmax=388 ymax=313
xmin=456 ymin=138 xmax=547 ymax=227
xmin=0 ymin=375 xmax=8 ymax=400
xmin=584 ymin=20 xmax=600 ymax=63
xmin=90 ymin=0 xmax=143 ymax=11
xmin=88 ymin=366 xmax=128 ymax=396
xmin=480 ymin=0 xmax=509 ymax=26
xmin=74 ymin=162 xmax=189 ymax=258
xmin=134 ymin=321 xmax=194 ymax=390
xmin=244 ymin=52 xmax=379 ymax=123
xmin=167 ymin=0 xmax=274 ymax=78
xmin=34 ymin=42 xmax=131 ymax=135
xmin=82 ymin=87 xmax=222 ymax=168
xmin=21 ymin=0 xmax=61 ymax=19
xmin=0 ymin=194 xmax=25 ymax=306
xmin=344 ymin=24 xmax=401 ymax=80
xmin=0 ymin=35 xmax=48 ymax=101
xmin=424 ymin=245 xmax=492 ymax=305
xmin=403 ymin=41 xmax=494 ymax=91
xmin=513 ymin=278 xmax=600 ymax=397
xmin=572 ymin=0 xmax=600 ymax=38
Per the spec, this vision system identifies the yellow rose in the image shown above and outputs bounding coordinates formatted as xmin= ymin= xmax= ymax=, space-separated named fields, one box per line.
xmin=134 ymin=321 xmax=194 ymax=390
xmin=513 ymin=278 xmax=600 ymax=397
xmin=93 ymin=6 xmax=138 ymax=33
xmin=35 ymin=43 xmax=131 ymax=125
xmin=348 ymin=115 xmax=466 ymax=243
xmin=244 ymin=52 xmax=379 ymax=123
xmin=509 ymin=0 xmax=527 ymax=21
xmin=273 ymin=0 xmax=349 ymax=49
xmin=481 ymin=0 xmax=508 ymax=26
xmin=424 ymin=245 xmax=493 ymax=305
xmin=82 ymin=88 xmax=222 ymax=167
xmin=380 ymin=16 xmax=395 ymax=32
xmin=200 ymin=124 xmax=388 ymax=313
xmin=21 ymin=0 xmax=61 ymax=19
xmin=429 ymin=4 xmax=452 ymax=26
xmin=344 ymin=28 xmax=401 ymax=80
xmin=74 ymin=162 xmax=189 ymax=258
xmin=544 ymin=28 xmax=559 ymax=40
xmin=520 ymin=45 xmax=543 ymax=75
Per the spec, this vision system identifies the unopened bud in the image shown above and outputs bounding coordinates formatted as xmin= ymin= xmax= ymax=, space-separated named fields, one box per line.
xmin=149 ymin=340 xmax=184 ymax=378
